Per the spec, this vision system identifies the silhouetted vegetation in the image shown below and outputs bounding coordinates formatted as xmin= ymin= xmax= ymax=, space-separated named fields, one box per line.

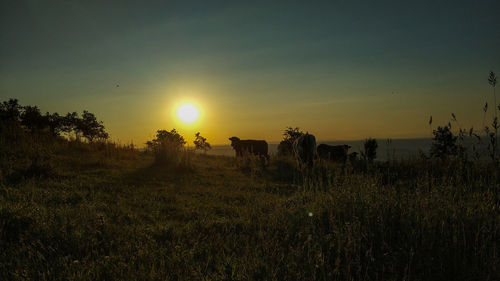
xmin=77 ymin=111 xmax=109 ymax=142
xmin=0 ymin=99 xmax=113 ymax=183
xmin=482 ymin=71 xmax=499 ymax=163
xmin=488 ymin=71 xmax=498 ymax=158
xmin=277 ymin=126 xmax=304 ymax=156
xmin=146 ymin=129 xmax=187 ymax=166
xmin=0 ymin=98 xmax=109 ymax=142
xmin=193 ymin=132 xmax=211 ymax=153
xmin=430 ymin=125 xmax=457 ymax=159
xmin=361 ymin=138 xmax=378 ymax=163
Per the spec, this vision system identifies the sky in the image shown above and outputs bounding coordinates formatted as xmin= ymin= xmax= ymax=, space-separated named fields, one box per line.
xmin=1 ymin=0 xmax=499 ymax=145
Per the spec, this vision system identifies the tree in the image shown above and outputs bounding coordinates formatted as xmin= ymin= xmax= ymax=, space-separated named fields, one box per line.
xmin=0 ymin=100 xmax=109 ymax=141
xmin=61 ymin=112 xmax=79 ymax=136
xmin=430 ymin=126 xmax=457 ymax=160
xmin=146 ymin=129 xmax=186 ymax=151
xmin=362 ymin=138 xmax=378 ymax=163
xmin=277 ymin=127 xmax=304 ymax=156
xmin=20 ymin=105 xmax=49 ymax=133
xmin=146 ymin=129 xmax=186 ymax=165
xmin=46 ymin=112 xmax=64 ymax=136
xmin=76 ymin=110 xmax=109 ymax=142
xmin=0 ymin=99 xmax=22 ymax=122
xmin=193 ymin=132 xmax=211 ymax=153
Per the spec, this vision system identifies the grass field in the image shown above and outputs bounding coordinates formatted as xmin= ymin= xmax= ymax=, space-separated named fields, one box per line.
xmin=0 ymin=137 xmax=498 ymax=281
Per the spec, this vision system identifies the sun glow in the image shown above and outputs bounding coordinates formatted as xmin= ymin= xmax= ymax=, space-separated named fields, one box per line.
xmin=177 ymin=104 xmax=199 ymax=124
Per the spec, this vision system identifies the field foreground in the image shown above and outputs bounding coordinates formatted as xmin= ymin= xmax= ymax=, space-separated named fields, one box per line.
xmin=0 ymin=145 xmax=499 ymax=281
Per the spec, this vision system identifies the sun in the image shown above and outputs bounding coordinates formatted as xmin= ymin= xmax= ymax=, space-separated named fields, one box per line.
xmin=177 ymin=104 xmax=199 ymax=124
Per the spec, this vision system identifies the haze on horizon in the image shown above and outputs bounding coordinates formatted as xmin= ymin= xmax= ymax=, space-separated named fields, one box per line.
xmin=1 ymin=0 xmax=499 ymax=145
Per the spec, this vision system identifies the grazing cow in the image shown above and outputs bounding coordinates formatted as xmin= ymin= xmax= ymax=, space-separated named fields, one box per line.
xmin=229 ymin=137 xmax=269 ymax=158
xmin=293 ymin=133 xmax=317 ymax=169
xmin=317 ymin=144 xmax=351 ymax=163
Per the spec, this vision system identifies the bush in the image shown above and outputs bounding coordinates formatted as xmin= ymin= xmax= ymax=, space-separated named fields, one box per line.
xmin=277 ymin=127 xmax=304 ymax=156
xmin=193 ymin=132 xmax=211 ymax=153
xmin=146 ymin=129 xmax=186 ymax=166
xmin=430 ymin=126 xmax=457 ymax=160
xmin=361 ymin=138 xmax=378 ymax=163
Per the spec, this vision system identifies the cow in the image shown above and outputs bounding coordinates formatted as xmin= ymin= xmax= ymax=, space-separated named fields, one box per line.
xmin=228 ymin=137 xmax=269 ymax=158
xmin=317 ymin=144 xmax=351 ymax=163
xmin=293 ymin=133 xmax=317 ymax=170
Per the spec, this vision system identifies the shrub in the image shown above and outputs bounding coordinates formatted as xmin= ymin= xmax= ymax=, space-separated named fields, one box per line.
xmin=430 ymin=126 xmax=457 ymax=160
xmin=277 ymin=127 xmax=304 ymax=156
xmin=146 ymin=129 xmax=186 ymax=166
xmin=193 ymin=132 xmax=211 ymax=153
xmin=361 ymin=138 xmax=378 ymax=163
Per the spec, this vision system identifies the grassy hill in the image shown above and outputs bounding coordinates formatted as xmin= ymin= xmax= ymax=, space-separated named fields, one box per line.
xmin=1 ymin=138 xmax=498 ymax=281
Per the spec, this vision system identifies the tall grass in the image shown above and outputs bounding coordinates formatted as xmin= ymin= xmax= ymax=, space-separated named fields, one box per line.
xmin=1 ymin=147 xmax=498 ymax=280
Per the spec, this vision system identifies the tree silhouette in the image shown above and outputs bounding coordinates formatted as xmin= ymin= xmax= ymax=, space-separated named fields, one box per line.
xmin=75 ymin=111 xmax=109 ymax=142
xmin=430 ymin=126 xmax=457 ymax=160
xmin=193 ymin=132 xmax=211 ymax=153
xmin=0 ymin=98 xmax=22 ymax=122
xmin=146 ymin=129 xmax=186 ymax=151
xmin=1 ymin=99 xmax=109 ymax=143
xmin=46 ymin=112 xmax=64 ymax=136
xmin=62 ymin=112 xmax=79 ymax=136
xmin=20 ymin=105 xmax=48 ymax=133
xmin=146 ymin=129 xmax=186 ymax=165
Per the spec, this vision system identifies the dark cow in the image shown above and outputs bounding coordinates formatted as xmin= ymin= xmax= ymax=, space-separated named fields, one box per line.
xmin=229 ymin=137 xmax=269 ymax=158
xmin=293 ymin=133 xmax=317 ymax=169
xmin=317 ymin=144 xmax=351 ymax=163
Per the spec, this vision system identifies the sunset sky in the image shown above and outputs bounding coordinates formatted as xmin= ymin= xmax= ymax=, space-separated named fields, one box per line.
xmin=1 ymin=0 xmax=499 ymax=145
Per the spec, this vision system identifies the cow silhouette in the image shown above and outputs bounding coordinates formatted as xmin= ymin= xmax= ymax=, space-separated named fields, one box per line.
xmin=228 ymin=137 xmax=269 ymax=158
xmin=317 ymin=144 xmax=351 ymax=163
